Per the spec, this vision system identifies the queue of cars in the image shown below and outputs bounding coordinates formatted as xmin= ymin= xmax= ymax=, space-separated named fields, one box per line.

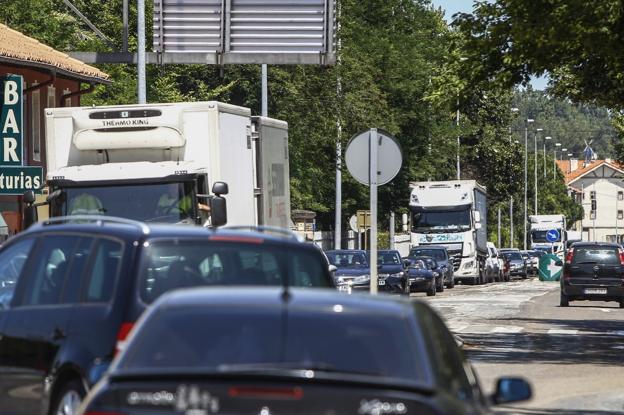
xmin=0 ymin=215 xmax=532 ymax=415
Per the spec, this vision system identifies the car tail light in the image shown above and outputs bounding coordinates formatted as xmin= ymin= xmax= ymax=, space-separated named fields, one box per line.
xmin=619 ymin=248 xmax=624 ymax=266
xmin=565 ymin=249 xmax=574 ymax=264
xmin=115 ymin=322 xmax=134 ymax=355
xmin=229 ymin=386 xmax=303 ymax=400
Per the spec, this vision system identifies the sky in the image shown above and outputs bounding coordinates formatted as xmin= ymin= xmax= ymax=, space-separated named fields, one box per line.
xmin=431 ymin=0 xmax=549 ymax=90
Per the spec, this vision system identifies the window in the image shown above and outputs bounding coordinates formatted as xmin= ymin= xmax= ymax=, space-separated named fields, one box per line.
xmin=62 ymin=237 xmax=94 ymax=303
xmin=0 ymin=238 xmax=35 ymax=309
xmin=590 ymin=191 xmax=596 ymax=199
xmin=31 ymin=88 xmax=41 ymax=161
xmin=590 ymin=211 xmax=596 ymax=220
xmin=619 ymin=191 xmax=624 ymax=201
xmin=85 ymin=239 xmax=123 ymax=302
xmin=20 ymin=235 xmax=79 ymax=306
xmin=47 ymin=85 xmax=56 ymax=109
xmin=618 ymin=210 xmax=623 ymax=220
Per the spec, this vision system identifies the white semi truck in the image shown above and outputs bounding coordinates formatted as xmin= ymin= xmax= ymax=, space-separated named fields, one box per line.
xmin=24 ymin=101 xmax=290 ymax=228
xmin=529 ymin=214 xmax=566 ymax=255
xmin=409 ymin=180 xmax=488 ymax=284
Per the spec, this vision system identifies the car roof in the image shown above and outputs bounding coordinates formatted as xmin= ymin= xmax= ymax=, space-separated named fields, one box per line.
xmin=411 ymin=246 xmax=446 ymax=250
xmin=157 ymin=287 xmax=422 ymax=319
xmin=21 ymin=218 xmax=313 ymax=247
xmin=325 ymin=249 xmax=366 ymax=254
xmin=571 ymin=242 xmax=621 ymax=248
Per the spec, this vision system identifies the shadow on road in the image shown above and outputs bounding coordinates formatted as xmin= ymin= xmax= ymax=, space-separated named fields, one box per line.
xmin=462 ymin=317 xmax=624 ymax=365
xmin=494 ymin=407 xmax=623 ymax=414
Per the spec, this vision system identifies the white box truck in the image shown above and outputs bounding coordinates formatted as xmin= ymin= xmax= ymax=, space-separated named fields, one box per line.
xmin=529 ymin=214 xmax=566 ymax=255
xmin=409 ymin=180 xmax=488 ymax=284
xmin=24 ymin=101 xmax=290 ymax=228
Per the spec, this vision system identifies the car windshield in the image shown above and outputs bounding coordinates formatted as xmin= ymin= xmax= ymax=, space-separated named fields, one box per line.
xmin=504 ymin=252 xmax=523 ymax=260
xmin=116 ymin=307 xmax=425 ymax=385
xmin=139 ymin=240 xmax=329 ymax=304
xmin=57 ymin=182 xmax=196 ymax=224
xmin=411 ymin=207 xmax=471 ymax=232
xmin=572 ymin=247 xmax=620 ymax=265
xmin=409 ymin=248 xmax=446 ymax=261
xmin=377 ymin=252 xmax=401 ymax=265
xmin=326 ymin=252 xmax=368 ymax=268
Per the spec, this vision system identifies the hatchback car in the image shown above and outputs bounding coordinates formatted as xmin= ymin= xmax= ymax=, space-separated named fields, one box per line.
xmin=80 ymin=287 xmax=532 ymax=415
xmin=0 ymin=216 xmax=334 ymax=415
xmin=325 ymin=249 xmax=370 ymax=292
xmin=375 ymin=250 xmax=409 ymax=295
xmin=501 ymin=250 xmax=527 ymax=279
xmin=405 ymin=258 xmax=438 ymax=296
xmin=560 ymin=243 xmax=624 ymax=307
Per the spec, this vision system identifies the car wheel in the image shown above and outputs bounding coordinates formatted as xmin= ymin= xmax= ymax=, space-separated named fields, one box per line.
xmin=437 ymin=277 xmax=444 ymax=293
xmin=560 ymin=292 xmax=570 ymax=307
xmin=51 ymin=380 xmax=85 ymax=415
xmin=426 ymin=281 xmax=436 ymax=296
xmin=447 ymin=276 xmax=455 ymax=289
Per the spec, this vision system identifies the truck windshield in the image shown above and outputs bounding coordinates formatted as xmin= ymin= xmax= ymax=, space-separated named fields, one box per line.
xmin=531 ymin=230 xmax=560 ymax=243
xmin=411 ymin=208 xmax=471 ymax=232
xmin=57 ymin=182 xmax=196 ymax=224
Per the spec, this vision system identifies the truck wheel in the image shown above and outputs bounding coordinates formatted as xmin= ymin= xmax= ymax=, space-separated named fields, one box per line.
xmin=426 ymin=282 xmax=436 ymax=296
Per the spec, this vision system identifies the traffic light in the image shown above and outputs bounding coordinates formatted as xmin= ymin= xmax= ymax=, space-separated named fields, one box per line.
xmin=591 ymin=199 xmax=597 ymax=211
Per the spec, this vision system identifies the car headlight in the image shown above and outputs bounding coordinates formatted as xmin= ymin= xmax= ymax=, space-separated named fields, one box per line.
xmin=335 ymin=276 xmax=346 ymax=285
xmin=353 ymin=275 xmax=370 ymax=284
xmin=433 ymin=272 xmax=440 ymax=277
xmin=389 ymin=271 xmax=404 ymax=278
xmin=463 ymin=260 xmax=475 ymax=270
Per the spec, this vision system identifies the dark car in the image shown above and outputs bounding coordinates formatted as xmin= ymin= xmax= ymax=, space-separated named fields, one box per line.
xmin=80 ymin=287 xmax=532 ymax=415
xmin=411 ymin=256 xmax=445 ymax=293
xmin=0 ymin=216 xmax=334 ymax=415
xmin=325 ymin=249 xmax=370 ymax=292
xmin=405 ymin=259 xmax=438 ymax=296
xmin=409 ymin=246 xmax=455 ymax=288
xmin=374 ymin=250 xmax=409 ymax=295
xmin=501 ymin=250 xmax=527 ymax=279
xmin=560 ymin=243 xmax=624 ymax=307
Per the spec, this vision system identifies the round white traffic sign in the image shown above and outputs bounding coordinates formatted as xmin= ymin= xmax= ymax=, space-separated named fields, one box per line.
xmin=344 ymin=129 xmax=402 ymax=186
xmin=349 ymin=215 xmax=359 ymax=233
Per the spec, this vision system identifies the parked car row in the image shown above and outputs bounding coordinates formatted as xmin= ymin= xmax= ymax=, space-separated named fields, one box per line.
xmin=0 ymin=216 xmax=532 ymax=415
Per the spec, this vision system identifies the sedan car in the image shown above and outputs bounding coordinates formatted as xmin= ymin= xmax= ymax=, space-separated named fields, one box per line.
xmin=325 ymin=249 xmax=370 ymax=292
xmin=375 ymin=250 xmax=409 ymax=295
xmin=560 ymin=243 xmax=624 ymax=307
xmin=80 ymin=287 xmax=532 ymax=415
xmin=409 ymin=246 xmax=455 ymax=288
xmin=405 ymin=258 xmax=438 ymax=296
xmin=501 ymin=250 xmax=528 ymax=279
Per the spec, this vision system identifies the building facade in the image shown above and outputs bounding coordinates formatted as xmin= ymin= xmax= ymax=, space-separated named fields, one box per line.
xmin=558 ymin=159 xmax=624 ymax=243
xmin=0 ymin=24 xmax=109 ymax=236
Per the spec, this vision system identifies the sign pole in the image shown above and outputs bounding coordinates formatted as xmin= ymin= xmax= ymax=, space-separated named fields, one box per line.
xmin=370 ymin=128 xmax=378 ymax=294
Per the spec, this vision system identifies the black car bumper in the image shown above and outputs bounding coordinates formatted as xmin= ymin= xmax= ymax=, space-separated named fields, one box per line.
xmin=561 ymin=283 xmax=624 ymax=301
xmin=409 ymin=278 xmax=434 ymax=292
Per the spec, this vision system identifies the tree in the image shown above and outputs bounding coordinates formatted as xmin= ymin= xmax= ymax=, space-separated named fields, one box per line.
xmin=454 ymin=0 xmax=624 ymax=110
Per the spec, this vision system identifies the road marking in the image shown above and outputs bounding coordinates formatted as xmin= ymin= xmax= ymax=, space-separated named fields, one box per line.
xmin=450 ymin=325 xmax=468 ymax=333
xmin=599 ymin=308 xmax=612 ymax=313
xmin=547 ymin=328 xmax=578 ymax=335
xmin=607 ymin=331 xmax=624 ymax=336
xmin=490 ymin=326 xmax=524 ymax=334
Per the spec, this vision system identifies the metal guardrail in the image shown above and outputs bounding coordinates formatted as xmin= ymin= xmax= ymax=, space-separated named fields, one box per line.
xmin=35 ymin=215 xmax=150 ymax=235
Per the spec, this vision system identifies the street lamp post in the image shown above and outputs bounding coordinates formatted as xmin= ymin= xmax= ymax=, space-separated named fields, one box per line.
xmin=509 ymin=107 xmax=519 ymax=248
xmin=456 ymin=95 xmax=460 ymax=180
xmin=554 ymin=142 xmax=561 ymax=179
xmin=544 ymin=136 xmax=552 ymax=178
xmin=524 ymin=119 xmax=534 ymax=250
xmin=534 ymin=128 xmax=543 ymax=215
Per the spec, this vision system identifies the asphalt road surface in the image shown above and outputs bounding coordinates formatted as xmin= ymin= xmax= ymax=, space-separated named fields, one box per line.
xmin=415 ymin=278 xmax=624 ymax=414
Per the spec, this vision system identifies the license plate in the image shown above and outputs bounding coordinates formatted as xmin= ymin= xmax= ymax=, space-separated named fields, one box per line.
xmin=378 ymin=280 xmax=386 ymax=286
xmin=584 ymin=288 xmax=607 ymax=295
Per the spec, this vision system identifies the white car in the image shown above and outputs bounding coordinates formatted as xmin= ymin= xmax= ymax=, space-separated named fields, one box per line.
xmin=486 ymin=242 xmax=502 ymax=283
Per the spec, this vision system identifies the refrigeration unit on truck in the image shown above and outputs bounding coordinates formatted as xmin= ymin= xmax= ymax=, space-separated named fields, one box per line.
xmin=23 ymin=101 xmax=290 ymax=228
xmin=529 ymin=214 xmax=566 ymax=255
xmin=409 ymin=180 xmax=488 ymax=284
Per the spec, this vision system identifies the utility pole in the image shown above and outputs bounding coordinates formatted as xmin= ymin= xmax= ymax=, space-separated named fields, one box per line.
xmin=498 ymin=207 xmax=501 ymax=247
xmin=334 ymin=0 xmax=342 ymax=250
xmin=137 ymin=0 xmax=146 ymax=103
xmin=510 ymin=198 xmax=514 ymax=248
xmin=456 ymin=95 xmax=461 ymax=180
xmin=534 ymin=128 xmax=542 ymax=215
xmin=544 ymin=136 xmax=552 ymax=178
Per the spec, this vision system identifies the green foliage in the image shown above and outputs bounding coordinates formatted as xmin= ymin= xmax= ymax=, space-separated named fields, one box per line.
xmin=454 ymin=0 xmax=624 ymax=110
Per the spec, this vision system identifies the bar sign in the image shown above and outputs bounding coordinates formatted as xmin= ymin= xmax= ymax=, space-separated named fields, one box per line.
xmin=1 ymin=75 xmax=23 ymax=166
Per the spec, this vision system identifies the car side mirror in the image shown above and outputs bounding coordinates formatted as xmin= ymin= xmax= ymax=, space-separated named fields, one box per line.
xmin=328 ymin=264 xmax=337 ymax=278
xmin=473 ymin=210 xmax=481 ymax=222
xmin=212 ymin=181 xmax=229 ymax=196
xmin=492 ymin=377 xmax=532 ymax=405
xmin=209 ymin=196 xmax=227 ymax=227
xmin=555 ymin=260 xmax=563 ymax=267
xmin=402 ymin=259 xmax=411 ymax=268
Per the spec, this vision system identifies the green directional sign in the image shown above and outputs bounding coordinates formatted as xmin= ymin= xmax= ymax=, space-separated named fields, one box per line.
xmin=538 ymin=254 xmax=563 ymax=281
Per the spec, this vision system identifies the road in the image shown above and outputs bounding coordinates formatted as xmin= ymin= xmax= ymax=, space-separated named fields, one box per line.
xmin=415 ymin=278 xmax=624 ymax=414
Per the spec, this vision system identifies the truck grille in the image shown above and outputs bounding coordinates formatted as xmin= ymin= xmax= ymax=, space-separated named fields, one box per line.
xmin=447 ymin=249 xmax=463 ymax=271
